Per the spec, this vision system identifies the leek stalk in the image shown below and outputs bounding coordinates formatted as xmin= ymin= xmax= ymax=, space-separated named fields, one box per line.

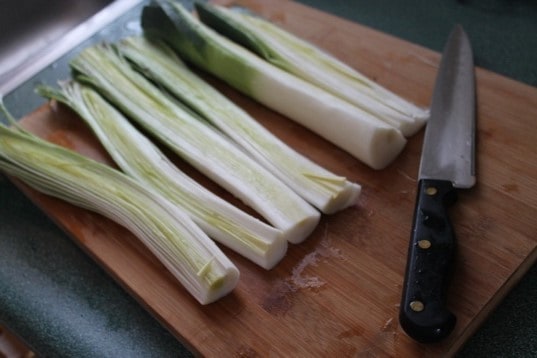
xmin=195 ymin=2 xmax=429 ymax=137
xmin=117 ymin=36 xmax=361 ymax=214
xmin=0 ymin=104 xmax=239 ymax=304
xmin=141 ymin=0 xmax=407 ymax=170
xmin=37 ymin=82 xmax=287 ymax=269
xmin=70 ymin=44 xmax=320 ymax=243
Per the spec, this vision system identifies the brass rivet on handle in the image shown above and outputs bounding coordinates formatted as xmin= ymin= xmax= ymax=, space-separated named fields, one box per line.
xmin=410 ymin=300 xmax=425 ymax=312
xmin=418 ymin=239 xmax=432 ymax=249
xmin=425 ymin=186 xmax=438 ymax=196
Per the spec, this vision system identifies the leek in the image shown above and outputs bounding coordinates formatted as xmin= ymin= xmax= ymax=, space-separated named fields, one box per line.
xmin=37 ymin=82 xmax=287 ymax=269
xmin=0 ymin=103 xmax=239 ymax=304
xmin=70 ymin=44 xmax=320 ymax=244
xmin=141 ymin=0 xmax=407 ymax=170
xmin=195 ymin=2 xmax=429 ymax=137
xmin=117 ymin=36 xmax=361 ymax=214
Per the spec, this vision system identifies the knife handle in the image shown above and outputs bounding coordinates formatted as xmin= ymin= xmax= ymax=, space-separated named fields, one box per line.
xmin=399 ymin=179 xmax=457 ymax=343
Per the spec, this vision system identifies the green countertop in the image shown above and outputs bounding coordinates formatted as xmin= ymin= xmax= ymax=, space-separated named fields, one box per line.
xmin=1 ymin=0 xmax=536 ymax=357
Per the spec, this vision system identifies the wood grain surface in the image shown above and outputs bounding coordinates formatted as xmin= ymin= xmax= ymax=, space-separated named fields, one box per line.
xmin=11 ymin=0 xmax=537 ymax=356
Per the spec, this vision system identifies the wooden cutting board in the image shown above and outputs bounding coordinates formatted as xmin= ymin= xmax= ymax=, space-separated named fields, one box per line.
xmin=12 ymin=0 xmax=537 ymax=356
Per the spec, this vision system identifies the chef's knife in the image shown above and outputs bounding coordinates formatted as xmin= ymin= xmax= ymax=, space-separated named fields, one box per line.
xmin=399 ymin=25 xmax=476 ymax=343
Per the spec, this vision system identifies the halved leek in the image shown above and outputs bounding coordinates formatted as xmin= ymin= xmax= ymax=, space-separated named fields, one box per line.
xmin=0 ymin=104 xmax=239 ymax=304
xmin=195 ymin=2 xmax=429 ymax=137
xmin=117 ymin=36 xmax=361 ymax=214
xmin=141 ymin=0 xmax=407 ymax=169
xmin=37 ymin=82 xmax=287 ymax=269
xmin=70 ymin=44 xmax=320 ymax=243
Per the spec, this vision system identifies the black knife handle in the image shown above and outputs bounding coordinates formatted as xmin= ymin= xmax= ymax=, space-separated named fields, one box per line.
xmin=399 ymin=179 xmax=457 ymax=343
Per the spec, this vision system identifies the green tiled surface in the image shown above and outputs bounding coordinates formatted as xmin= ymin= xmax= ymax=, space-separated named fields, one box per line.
xmin=0 ymin=1 xmax=535 ymax=356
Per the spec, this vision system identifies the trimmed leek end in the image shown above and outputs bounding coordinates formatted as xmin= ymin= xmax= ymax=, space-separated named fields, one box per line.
xmin=283 ymin=212 xmax=320 ymax=244
xmin=365 ymin=125 xmax=408 ymax=170
xmin=213 ymin=215 xmax=287 ymax=267
xmin=304 ymin=175 xmax=362 ymax=214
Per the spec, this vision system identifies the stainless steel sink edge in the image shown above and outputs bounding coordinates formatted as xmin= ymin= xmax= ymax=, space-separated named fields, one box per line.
xmin=0 ymin=0 xmax=145 ymax=97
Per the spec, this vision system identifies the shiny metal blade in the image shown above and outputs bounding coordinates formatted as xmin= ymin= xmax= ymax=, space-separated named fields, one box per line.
xmin=419 ymin=25 xmax=476 ymax=189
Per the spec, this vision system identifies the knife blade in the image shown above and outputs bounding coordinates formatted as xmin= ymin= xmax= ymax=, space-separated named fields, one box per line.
xmin=399 ymin=25 xmax=476 ymax=343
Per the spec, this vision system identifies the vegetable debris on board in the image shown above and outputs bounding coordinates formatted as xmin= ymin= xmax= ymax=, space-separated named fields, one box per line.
xmin=0 ymin=104 xmax=239 ymax=304
xmin=194 ymin=2 xmax=429 ymax=137
xmin=141 ymin=0 xmax=407 ymax=170
xmin=117 ymin=36 xmax=361 ymax=214
xmin=37 ymin=82 xmax=287 ymax=270
xmin=70 ymin=44 xmax=320 ymax=244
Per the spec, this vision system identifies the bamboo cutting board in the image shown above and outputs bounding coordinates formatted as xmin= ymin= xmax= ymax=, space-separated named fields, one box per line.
xmin=11 ymin=0 xmax=537 ymax=356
